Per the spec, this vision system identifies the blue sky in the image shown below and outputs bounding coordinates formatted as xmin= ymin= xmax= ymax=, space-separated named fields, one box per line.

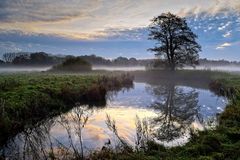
xmin=0 ymin=0 xmax=239 ymax=60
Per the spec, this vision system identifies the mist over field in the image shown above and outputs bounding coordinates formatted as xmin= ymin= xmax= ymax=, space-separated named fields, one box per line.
xmin=92 ymin=65 xmax=240 ymax=73
xmin=0 ymin=66 xmax=51 ymax=73
xmin=184 ymin=65 xmax=240 ymax=73
xmin=92 ymin=65 xmax=146 ymax=71
xmin=1 ymin=65 xmax=240 ymax=73
xmin=1 ymin=1 xmax=240 ymax=159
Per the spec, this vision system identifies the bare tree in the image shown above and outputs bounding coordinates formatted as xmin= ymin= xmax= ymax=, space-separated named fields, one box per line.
xmin=2 ymin=52 xmax=28 ymax=63
xmin=2 ymin=53 xmax=17 ymax=63
xmin=148 ymin=12 xmax=201 ymax=70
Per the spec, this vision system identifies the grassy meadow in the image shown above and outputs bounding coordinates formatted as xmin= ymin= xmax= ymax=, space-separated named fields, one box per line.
xmin=0 ymin=73 xmax=133 ymax=145
xmin=0 ymin=70 xmax=240 ymax=159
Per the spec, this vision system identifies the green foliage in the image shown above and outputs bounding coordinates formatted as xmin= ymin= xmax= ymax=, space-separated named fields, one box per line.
xmin=52 ymin=57 xmax=92 ymax=72
xmin=1 ymin=70 xmax=240 ymax=159
xmin=148 ymin=12 xmax=201 ymax=70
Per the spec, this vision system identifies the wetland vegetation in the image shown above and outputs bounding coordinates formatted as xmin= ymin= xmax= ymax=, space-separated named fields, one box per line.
xmin=0 ymin=69 xmax=239 ymax=159
xmin=0 ymin=73 xmax=133 ymax=146
xmin=0 ymin=6 xmax=239 ymax=160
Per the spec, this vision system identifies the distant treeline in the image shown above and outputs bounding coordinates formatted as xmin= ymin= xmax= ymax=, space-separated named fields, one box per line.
xmin=0 ymin=52 xmax=153 ymax=66
xmin=199 ymin=58 xmax=240 ymax=66
xmin=0 ymin=52 xmax=239 ymax=67
xmin=0 ymin=52 xmax=64 ymax=66
xmin=78 ymin=55 xmax=154 ymax=66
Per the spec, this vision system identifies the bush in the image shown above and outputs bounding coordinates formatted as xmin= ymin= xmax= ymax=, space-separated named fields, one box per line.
xmin=202 ymin=135 xmax=222 ymax=152
xmin=51 ymin=57 xmax=92 ymax=72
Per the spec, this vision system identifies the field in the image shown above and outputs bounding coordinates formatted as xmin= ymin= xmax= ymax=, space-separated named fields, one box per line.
xmin=0 ymin=73 xmax=133 ymax=145
xmin=0 ymin=70 xmax=240 ymax=159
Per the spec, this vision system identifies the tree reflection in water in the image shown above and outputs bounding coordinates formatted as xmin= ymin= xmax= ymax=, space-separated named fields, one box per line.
xmin=0 ymin=83 xmax=224 ymax=159
xmin=146 ymin=82 xmax=202 ymax=143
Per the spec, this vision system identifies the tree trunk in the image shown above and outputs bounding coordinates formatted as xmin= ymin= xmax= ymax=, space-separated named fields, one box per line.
xmin=170 ymin=63 xmax=175 ymax=71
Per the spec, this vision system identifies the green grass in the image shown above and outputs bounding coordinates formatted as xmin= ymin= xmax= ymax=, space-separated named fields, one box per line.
xmin=0 ymin=74 xmax=97 ymax=144
xmin=0 ymin=73 xmax=97 ymax=107
xmin=0 ymin=73 xmax=133 ymax=145
xmin=1 ymin=70 xmax=240 ymax=159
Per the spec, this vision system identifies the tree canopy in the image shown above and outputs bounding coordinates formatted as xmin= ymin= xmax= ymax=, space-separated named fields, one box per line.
xmin=148 ymin=12 xmax=201 ymax=70
xmin=52 ymin=57 xmax=92 ymax=72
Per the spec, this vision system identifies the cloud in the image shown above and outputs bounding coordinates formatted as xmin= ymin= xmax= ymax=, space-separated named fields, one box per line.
xmin=0 ymin=0 xmax=99 ymax=23
xmin=216 ymin=42 xmax=232 ymax=49
xmin=0 ymin=0 xmax=239 ymax=60
xmin=223 ymin=31 xmax=232 ymax=37
xmin=218 ymin=21 xmax=231 ymax=31
xmin=0 ymin=0 xmax=239 ymax=37
xmin=178 ymin=0 xmax=240 ymax=17
xmin=94 ymin=27 xmax=149 ymax=41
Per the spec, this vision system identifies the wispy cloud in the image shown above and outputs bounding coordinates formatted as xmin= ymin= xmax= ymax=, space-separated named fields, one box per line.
xmin=0 ymin=0 xmax=239 ymax=60
xmin=218 ymin=22 xmax=231 ymax=31
xmin=223 ymin=31 xmax=232 ymax=37
xmin=216 ymin=42 xmax=232 ymax=49
xmin=0 ymin=0 xmax=239 ymax=40
xmin=178 ymin=0 xmax=240 ymax=17
xmin=0 ymin=0 xmax=99 ymax=23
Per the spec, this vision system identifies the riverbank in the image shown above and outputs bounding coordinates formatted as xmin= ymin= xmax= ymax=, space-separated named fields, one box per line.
xmin=88 ymin=71 xmax=240 ymax=160
xmin=1 ymin=70 xmax=239 ymax=159
xmin=0 ymin=73 xmax=133 ymax=146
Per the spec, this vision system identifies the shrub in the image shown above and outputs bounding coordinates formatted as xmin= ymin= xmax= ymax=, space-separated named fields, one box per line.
xmin=51 ymin=57 xmax=92 ymax=72
xmin=201 ymin=135 xmax=222 ymax=153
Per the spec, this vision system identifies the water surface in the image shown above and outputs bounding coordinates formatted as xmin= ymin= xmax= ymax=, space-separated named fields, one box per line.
xmin=1 ymin=82 xmax=227 ymax=159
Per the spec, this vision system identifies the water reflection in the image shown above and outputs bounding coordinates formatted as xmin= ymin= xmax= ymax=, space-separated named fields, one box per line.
xmin=0 ymin=82 xmax=227 ymax=159
xmin=1 ymin=107 xmax=157 ymax=159
xmin=1 ymin=119 xmax=55 ymax=159
xmin=146 ymin=83 xmax=201 ymax=144
xmin=57 ymin=107 xmax=92 ymax=159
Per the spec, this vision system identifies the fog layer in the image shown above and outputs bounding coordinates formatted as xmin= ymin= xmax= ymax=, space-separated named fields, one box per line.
xmin=0 ymin=66 xmax=51 ymax=73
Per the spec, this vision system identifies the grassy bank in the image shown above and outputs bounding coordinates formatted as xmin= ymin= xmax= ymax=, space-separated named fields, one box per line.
xmin=1 ymin=70 xmax=239 ymax=159
xmin=0 ymin=73 xmax=133 ymax=146
xmin=88 ymin=70 xmax=240 ymax=160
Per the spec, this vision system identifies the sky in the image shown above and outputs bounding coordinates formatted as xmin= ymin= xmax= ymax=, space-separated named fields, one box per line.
xmin=0 ymin=0 xmax=239 ymax=60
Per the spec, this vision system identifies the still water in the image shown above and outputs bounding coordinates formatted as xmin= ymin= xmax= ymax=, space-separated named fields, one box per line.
xmin=1 ymin=82 xmax=227 ymax=159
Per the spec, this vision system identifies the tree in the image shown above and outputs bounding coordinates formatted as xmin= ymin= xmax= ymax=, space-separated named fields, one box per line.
xmin=29 ymin=52 xmax=54 ymax=65
xmin=52 ymin=57 xmax=92 ymax=72
xmin=113 ymin=56 xmax=129 ymax=65
xmin=2 ymin=53 xmax=18 ymax=63
xmin=12 ymin=54 xmax=29 ymax=65
xmin=146 ymin=82 xmax=201 ymax=142
xmin=148 ymin=12 xmax=201 ymax=70
xmin=2 ymin=52 xmax=29 ymax=63
xmin=0 ymin=59 xmax=4 ymax=64
xmin=129 ymin=57 xmax=138 ymax=65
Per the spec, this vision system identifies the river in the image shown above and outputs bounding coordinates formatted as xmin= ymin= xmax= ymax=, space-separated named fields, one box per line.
xmin=0 ymin=81 xmax=227 ymax=159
